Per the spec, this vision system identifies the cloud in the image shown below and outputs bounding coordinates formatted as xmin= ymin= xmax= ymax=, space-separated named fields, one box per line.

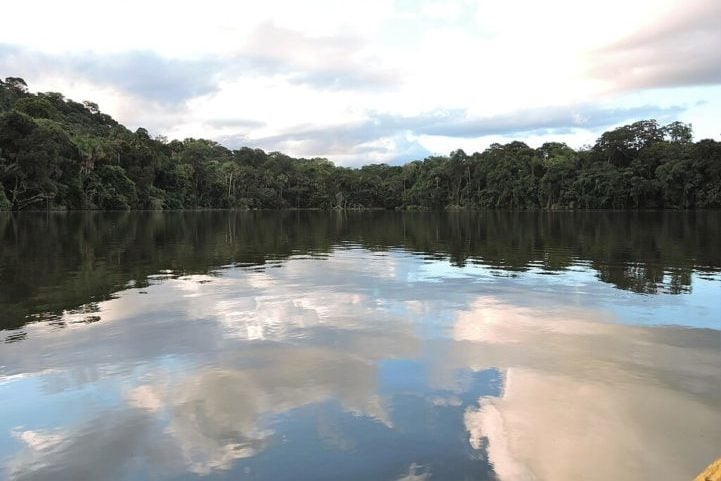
xmin=436 ymin=296 xmax=721 ymax=481
xmin=203 ymin=118 xmax=266 ymax=130
xmin=239 ymin=21 xmax=398 ymax=91
xmin=145 ymin=344 xmax=394 ymax=473
xmin=0 ymin=22 xmax=395 ymax=108
xmin=372 ymin=103 xmax=686 ymax=138
xmin=0 ymin=255 xmax=424 ymax=477
xmin=6 ymin=341 xmax=395 ymax=479
xmin=219 ymin=125 xmax=431 ymax=166
xmin=2 ymin=247 xmax=720 ymax=479
xmin=1 ymin=0 xmax=719 ymax=164
xmin=0 ymin=251 xmax=422 ymax=381
xmin=6 ymin=412 xmax=162 ymax=481
xmin=464 ymin=399 xmax=533 ymax=481
xmin=218 ymin=102 xmax=685 ymax=164
xmin=0 ymin=44 xmax=222 ymax=105
xmin=11 ymin=430 xmax=65 ymax=452
xmin=590 ymin=0 xmax=721 ymax=90
xmin=395 ymin=463 xmax=432 ymax=481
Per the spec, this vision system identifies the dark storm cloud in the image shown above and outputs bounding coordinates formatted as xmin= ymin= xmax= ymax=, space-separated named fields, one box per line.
xmin=590 ymin=0 xmax=721 ymax=90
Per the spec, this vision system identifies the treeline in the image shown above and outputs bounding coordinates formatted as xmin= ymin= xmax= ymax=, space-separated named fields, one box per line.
xmin=1 ymin=77 xmax=720 ymax=211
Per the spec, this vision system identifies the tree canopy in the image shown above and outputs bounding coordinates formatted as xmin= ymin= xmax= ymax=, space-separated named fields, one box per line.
xmin=1 ymin=77 xmax=719 ymax=211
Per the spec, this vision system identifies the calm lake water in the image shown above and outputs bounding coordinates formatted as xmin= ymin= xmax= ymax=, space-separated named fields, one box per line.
xmin=0 ymin=211 xmax=719 ymax=481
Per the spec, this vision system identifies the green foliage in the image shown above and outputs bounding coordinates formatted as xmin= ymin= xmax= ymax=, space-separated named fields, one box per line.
xmin=13 ymin=97 xmax=58 ymax=119
xmin=0 ymin=78 xmax=719 ymax=211
xmin=94 ymin=165 xmax=138 ymax=210
xmin=0 ymin=184 xmax=10 ymax=210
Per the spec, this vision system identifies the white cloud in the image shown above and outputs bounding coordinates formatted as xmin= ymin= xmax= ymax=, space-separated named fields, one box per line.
xmin=1 ymin=0 xmax=719 ymax=164
xmin=395 ymin=463 xmax=432 ymax=481
xmin=442 ymin=295 xmax=721 ymax=481
xmin=12 ymin=430 xmax=65 ymax=451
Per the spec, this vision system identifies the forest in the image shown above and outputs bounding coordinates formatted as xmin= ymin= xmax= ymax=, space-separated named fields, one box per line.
xmin=1 ymin=76 xmax=720 ymax=211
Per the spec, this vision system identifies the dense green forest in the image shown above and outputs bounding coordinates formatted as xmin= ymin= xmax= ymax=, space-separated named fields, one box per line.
xmin=1 ymin=76 xmax=720 ymax=211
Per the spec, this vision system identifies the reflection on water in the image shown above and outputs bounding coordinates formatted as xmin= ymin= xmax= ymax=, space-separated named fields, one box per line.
xmin=0 ymin=211 xmax=719 ymax=481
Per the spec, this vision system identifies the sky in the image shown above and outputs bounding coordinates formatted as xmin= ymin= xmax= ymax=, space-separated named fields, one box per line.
xmin=1 ymin=0 xmax=720 ymax=166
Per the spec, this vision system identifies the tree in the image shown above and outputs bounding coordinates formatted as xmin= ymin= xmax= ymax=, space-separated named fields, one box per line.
xmin=1 ymin=78 xmax=717 ymax=211
xmin=0 ymin=184 xmax=10 ymax=210
xmin=83 ymin=101 xmax=100 ymax=114
xmin=4 ymin=77 xmax=28 ymax=93
xmin=14 ymin=97 xmax=57 ymax=119
xmin=663 ymin=121 xmax=692 ymax=143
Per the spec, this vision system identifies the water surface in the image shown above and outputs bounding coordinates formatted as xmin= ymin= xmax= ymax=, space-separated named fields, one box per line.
xmin=1 ymin=211 xmax=719 ymax=481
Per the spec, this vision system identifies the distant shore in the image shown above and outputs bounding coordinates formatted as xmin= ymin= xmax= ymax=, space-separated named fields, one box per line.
xmin=2 ymin=78 xmax=720 ymax=212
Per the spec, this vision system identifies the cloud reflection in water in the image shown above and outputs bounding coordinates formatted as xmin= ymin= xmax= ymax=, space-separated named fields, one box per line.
xmin=1 ymin=246 xmax=719 ymax=481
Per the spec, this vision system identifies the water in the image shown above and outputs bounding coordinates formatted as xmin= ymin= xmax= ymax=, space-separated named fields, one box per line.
xmin=0 ymin=211 xmax=719 ymax=481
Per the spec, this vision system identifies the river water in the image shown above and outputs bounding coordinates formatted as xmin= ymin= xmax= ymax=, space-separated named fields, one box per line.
xmin=1 ymin=211 xmax=719 ymax=481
